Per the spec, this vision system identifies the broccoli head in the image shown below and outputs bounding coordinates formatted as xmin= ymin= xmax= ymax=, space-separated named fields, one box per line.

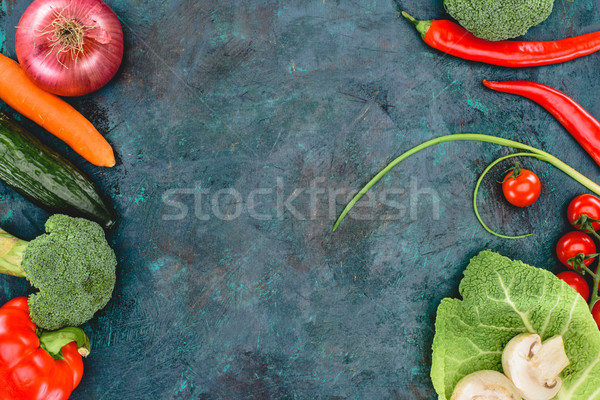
xmin=0 ymin=214 xmax=116 ymax=330
xmin=444 ymin=0 xmax=555 ymax=41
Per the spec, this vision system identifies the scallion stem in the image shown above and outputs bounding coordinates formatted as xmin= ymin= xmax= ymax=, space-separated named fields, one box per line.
xmin=473 ymin=152 xmax=543 ymax=239
xmin=332 ymin=133 xmax=600 ymax=233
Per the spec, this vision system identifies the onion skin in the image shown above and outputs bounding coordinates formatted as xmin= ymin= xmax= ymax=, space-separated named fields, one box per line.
xmin=15 ymin=0 xmax=124 ymax=97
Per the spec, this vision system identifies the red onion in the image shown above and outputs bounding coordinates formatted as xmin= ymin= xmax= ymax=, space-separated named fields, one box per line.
xmin=15 ymin=0 xmax=123 ymax=97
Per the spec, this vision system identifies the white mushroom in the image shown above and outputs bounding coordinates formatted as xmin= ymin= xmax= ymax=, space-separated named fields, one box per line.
xmin=502 ymin=333 xmax=570 ymax=400
xmin=451 ymin=370 xmax=522 ymax=400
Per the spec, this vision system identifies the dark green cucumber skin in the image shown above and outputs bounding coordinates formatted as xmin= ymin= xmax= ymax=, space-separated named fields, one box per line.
xmin=0 ymin=112 xmax=116 ymax=229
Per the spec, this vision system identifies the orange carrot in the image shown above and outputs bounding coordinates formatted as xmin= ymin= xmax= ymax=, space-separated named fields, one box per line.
xmin=0 ymin=54 xmax=115 ymax=167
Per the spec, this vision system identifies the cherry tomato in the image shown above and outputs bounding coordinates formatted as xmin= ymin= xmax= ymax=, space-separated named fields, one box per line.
xmin=567 ymin=194 xmax=600 ymax=232
xmin=556 ymin=231 xmax=597 ymax=269
xmin=556 ymin=271 xmax=590 ymax=301
xmin=502 ymin=167 xmax=541 ymax=207
xmin=592 ymin=302 xmax=600 ymax=330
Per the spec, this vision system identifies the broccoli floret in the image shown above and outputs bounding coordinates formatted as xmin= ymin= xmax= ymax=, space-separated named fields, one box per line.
xmin=444 ymin=0 xmax=555 ymax=41
xmin=0 ymin=214 xmax=116 ymax=330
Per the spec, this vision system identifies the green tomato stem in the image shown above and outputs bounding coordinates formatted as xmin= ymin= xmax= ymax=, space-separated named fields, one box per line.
xmin=590 ymin=263 xmax=600 ymax=312
xmin=579 ymin=263 xmax=596 ymax=278
xmin=501 ymin=161 xmax=523 ymax=183
xmin=332 ymin=133 xmax=600 ymax=233
xmin=587 ymin=227 xmax=600 ymax=243
xmin=38 ymin=327 xmax=91 ymax=360
xmin=473 ymin=153 xmax=541 ymax=239
xmin=0 ymin=229 xmax=27 ymax=278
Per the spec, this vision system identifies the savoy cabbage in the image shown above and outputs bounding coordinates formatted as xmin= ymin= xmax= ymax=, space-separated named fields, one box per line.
xmin=431 ymin=250 xmax=600 ymax=400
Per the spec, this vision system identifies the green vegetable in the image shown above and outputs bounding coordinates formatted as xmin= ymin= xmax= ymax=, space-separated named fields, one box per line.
xmin=473 ymin=152 xmax=542 ymax=239
xmin=0 ymin=214 xmax=117 ymax=330
xmin=444 ymin=0 xmax=555 ymax=41
xmin=432 ymin=250 xmax=600 ymax=400
xmin=332 ymin=134 xmax=600 ymax=235
xmin=0 ymin=111 xmax=116 ymax=229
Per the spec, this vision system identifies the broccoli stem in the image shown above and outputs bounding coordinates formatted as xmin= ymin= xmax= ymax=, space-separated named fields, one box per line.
xmin=38 ymin=327 xmax=91 ymax=360
xmin=0 ymin=229 xmax=28 ymax=278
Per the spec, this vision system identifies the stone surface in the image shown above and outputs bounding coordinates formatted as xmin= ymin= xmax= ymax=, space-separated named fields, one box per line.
xmin=1 ymin=0 xmax=599 ymax=398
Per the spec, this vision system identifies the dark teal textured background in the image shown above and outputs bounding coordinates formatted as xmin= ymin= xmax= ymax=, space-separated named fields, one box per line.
xmin=1 ymin=0 xmax=600 ymax=398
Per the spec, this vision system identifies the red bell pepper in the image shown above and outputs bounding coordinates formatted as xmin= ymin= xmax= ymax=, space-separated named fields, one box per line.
xmin=0 ymin=297 xmax=91 ymax=400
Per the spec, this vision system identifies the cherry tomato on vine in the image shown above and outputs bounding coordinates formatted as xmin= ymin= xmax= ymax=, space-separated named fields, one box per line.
xmin=567 ymin=194 xmax=600 ymax=232
xmin=592 ymin=302 xmax=600 ymax=330
xmin=556 ymin=271 xmax=590 ymax=301
xmin=501 ymin=164 xmax=541 ymax=207
xmin=556 ymin=231 xmax=597 ymax=269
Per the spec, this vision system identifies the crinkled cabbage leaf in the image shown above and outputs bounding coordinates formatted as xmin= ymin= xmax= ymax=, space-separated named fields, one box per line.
xmin=431 ymin=250 xmax=600 ymax=400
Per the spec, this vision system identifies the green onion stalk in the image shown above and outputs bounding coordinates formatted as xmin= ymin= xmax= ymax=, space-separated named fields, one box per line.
xmin=332 ymin=133 xmax=600 ymax=233
xmin=332 ymin=133 xmax=600 ymax=311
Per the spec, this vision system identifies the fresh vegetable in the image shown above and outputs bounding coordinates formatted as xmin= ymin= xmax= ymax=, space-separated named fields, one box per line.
xmin=450 ymin=370 xmax=521 ymax=400
xmin=332 ymin=134 xmax=600 ymax=234
xmin=0 ymin=112 xmax=116 ymax=229
xmin=15 ymin=0 xmax=124 ymax=97
xmin=473 ymin=153 xmax=539 ymax=239
xmin=0 ymin=53 xmax=115 ymax=167
xmin=443 ymin=0 xmax=554 ymax=41
xmin=557 ymin=271 xmax=590 ymax=302
xmin=501 ymin=163 xmax=541 ymax=207
xmin=0 ymin=214 xmax=116 ymax=330
xmin=568 ymin=194 xmax=600 ymax=236
xmin=555 ymin=195 xmax=600 ymax=315
xmin=483 ymin=79 xmax=600 ymax=167
xmin=431 ymin=250 xmax=600 ymax=400
xmin=593 ymin=302 xmax=600 ymax=329
xmin=403 ymin=12 xmax=600 ymax=67
xmin=556 ymin=231 xmax=597 ymax=270
xmin=502 ymin=334 xmax=569 ymax=400
xmin=554 ymin=229 xmax=600 ymax=314
xmin=0 ymin=297 xmax=90 ymax=400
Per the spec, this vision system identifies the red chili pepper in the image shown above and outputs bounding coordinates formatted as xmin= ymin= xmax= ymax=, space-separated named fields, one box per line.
xmin=0 ymin=297 xmax=90 ymax=400
xmin=402 ymin=12 xmax=600 ymax=67
xmin=483 ymin=79 xmax=600 ymax=167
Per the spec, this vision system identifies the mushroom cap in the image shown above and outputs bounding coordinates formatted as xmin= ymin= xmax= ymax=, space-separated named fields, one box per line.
xmin=451 ymin=370 xmax=522 ymax=400
xmin=502 ymin=333 xmax=568 ymax=400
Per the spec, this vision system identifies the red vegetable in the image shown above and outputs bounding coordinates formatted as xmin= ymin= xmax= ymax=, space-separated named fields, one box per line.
xmin=0 ymin=297 xmax=90 ymax=400
xmin=593 ymin=301 xmax=600 ymax=329
xmin=483 ymin=79 xmax=600 ymax=167
xmin=568 ymin=194 xmax=600 ymax=235
xmin=402 ymin=12 xmax=600 ymax=68
xmin=557 ymin=271 xmax=590 ymax=302
xmin=556 ymin=231 xmax=597 ymax=270
xmin=501 ymin=163 xmax=541 ymax=207
xmin=15 ymin=0 xmax=123 ymax=97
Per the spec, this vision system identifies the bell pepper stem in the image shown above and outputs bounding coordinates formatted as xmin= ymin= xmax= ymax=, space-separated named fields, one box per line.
xmin=0 ymin=229 xmax=27 ymax=278
xmin=38 ymin=327 xmax=91 ymax=359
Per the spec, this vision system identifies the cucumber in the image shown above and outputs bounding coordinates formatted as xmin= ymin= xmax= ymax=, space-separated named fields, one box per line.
xmin=0 ymin=112 xmax=116 ymax=229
